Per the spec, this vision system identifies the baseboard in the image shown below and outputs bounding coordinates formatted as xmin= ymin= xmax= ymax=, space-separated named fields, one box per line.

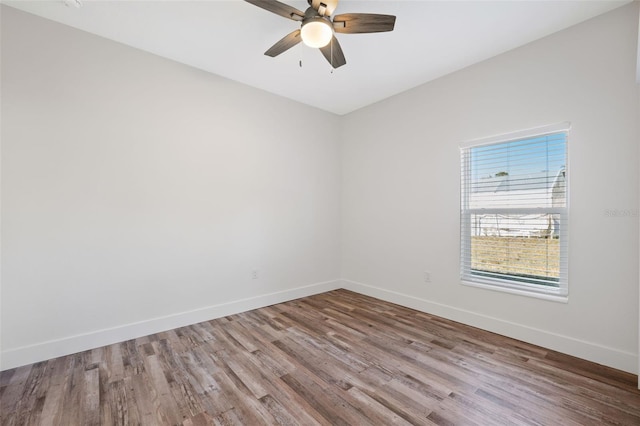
xmin=340 ymin=279 xmax=638 ymax=375
xmin=0 ymin=279 xmax=341 ymax=371
xmin=4 ymin=278 xmax=636 ymax=375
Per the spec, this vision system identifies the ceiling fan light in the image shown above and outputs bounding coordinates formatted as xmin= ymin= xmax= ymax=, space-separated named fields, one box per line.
xmin=300 ymin=19 xmax=333 ymax=48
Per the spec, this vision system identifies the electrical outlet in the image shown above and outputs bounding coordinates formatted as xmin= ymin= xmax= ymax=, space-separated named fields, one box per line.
xmin=424 ymin=271 xmax=431 ymax=283
xmin=252 ymin=269 xmax=259 ymax=280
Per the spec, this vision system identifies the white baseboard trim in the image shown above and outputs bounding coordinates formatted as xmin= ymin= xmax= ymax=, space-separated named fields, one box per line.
xmin=4 ymin=278 xmax=637 ymax=375
xmin=0 ymin=279 xmax=341 ymax=371
xmin=340 ymin=279 xmax=638 ymax=375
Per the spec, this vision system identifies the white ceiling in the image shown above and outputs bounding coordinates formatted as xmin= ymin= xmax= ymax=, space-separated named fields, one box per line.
xmin=4 ymin=0 xmax=632 ymax=115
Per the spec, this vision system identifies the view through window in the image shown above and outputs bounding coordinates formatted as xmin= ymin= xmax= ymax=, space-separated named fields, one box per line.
xmin=460 ymin=125 xmax=568 ymax=297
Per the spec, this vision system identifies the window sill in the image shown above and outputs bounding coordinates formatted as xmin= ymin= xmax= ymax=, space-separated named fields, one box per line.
xmin=461 ymin=279 xmax=568 ymax=303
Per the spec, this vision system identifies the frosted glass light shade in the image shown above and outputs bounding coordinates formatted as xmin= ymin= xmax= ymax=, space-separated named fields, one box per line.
xmin=301 ymin=19 xmax=333 ymax=48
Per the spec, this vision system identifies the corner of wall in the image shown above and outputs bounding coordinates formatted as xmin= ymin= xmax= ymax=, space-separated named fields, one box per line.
xmin=0 ymin=279 xmax=342 ymax=371
xmin=341 ymin=279 xmax=638 ymax=375
xmin=636 ymin=1 xmax=640 ymax=83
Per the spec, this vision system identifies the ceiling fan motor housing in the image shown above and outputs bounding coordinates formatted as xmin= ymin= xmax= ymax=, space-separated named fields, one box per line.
xmin=303 ymin=7 xmax=328 ymax=21
xmin=307 ymin=0 xmax=332 ymax=16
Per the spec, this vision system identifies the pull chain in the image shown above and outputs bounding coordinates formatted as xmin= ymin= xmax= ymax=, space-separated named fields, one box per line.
xmin=330 ymin=37 xmax=334 ymax=73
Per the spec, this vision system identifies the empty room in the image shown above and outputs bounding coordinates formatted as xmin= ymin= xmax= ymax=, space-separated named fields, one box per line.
xmin=1 ymin=0 xmax=640 ymax=424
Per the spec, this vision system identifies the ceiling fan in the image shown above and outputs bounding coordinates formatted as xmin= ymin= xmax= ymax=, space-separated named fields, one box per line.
xmin=244 ymin=0 xmax=396 ymax=68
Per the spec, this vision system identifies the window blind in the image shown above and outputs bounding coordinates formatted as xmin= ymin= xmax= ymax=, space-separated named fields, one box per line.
xmin=460 ymin=126 xmax=568 ymax=296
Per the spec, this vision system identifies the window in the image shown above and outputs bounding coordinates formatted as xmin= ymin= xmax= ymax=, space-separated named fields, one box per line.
xmin=460 ymin=123 xmax=569 ymax=300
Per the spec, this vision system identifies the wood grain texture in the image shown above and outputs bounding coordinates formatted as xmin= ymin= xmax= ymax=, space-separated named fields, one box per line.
xmin=319 ymin=36 xmax=346 ymax=69
xmin=332 ymin=13 xmax=396 ymax=34
xmin=264 ymin=30 xmax=302 ymax=57
xmin=2 ymin=289 xmax=639 ymax=425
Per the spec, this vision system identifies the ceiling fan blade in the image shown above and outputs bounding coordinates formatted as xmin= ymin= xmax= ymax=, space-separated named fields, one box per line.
xmin=319 ymin=36 xmax=346 ymax=68
xmin=333 ymin=13 xmax=396 ymax=34
xmin=244 ymin=0 xmax=304 ymax=21
xmin=310 ymin=0 xmax=339 ymax=16
xmin=264 ymin=30 xmax=302 ymax=57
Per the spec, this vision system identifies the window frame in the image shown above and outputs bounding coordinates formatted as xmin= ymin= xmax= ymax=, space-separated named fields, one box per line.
xmin=459 ymin=123 xmax=570 ymax=302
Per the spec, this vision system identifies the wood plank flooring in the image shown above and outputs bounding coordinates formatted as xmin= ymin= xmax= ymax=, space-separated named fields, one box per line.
xmin=1 ymin=289 xmax=639 ymax=425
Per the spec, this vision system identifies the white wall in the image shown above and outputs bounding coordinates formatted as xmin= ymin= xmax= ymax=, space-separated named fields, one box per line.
xmin=0 ymin=6 xmax=341 ymax=370
xmin=341 ymin=3 xmax=640 ymax=373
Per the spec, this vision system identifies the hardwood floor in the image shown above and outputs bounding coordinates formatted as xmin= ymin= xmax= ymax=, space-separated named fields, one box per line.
xmin=1 ymin=289 xmax=639 ymax=425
